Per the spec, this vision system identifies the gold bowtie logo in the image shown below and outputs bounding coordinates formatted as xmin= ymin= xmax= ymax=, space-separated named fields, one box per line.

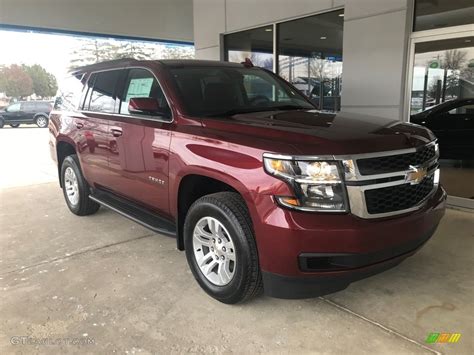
xmin=406 ymin=165 xmax=427 ymax=185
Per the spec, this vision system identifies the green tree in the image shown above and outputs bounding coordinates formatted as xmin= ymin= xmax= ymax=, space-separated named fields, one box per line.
xmin=0 ymin=65 xmax=33 ymax=99
xmin=23 ymin=64 xmax=58 ymax=98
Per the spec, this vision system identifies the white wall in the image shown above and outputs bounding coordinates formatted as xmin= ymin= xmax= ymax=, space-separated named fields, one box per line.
xmin=193 ymin=0 xmax=412 ymax=120
xmin=0 ymin=0 xmax=194 ymax=43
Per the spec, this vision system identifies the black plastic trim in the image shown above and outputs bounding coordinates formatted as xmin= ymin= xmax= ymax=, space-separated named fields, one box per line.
xmin=89 ymin=189 xmax=176 ymax=237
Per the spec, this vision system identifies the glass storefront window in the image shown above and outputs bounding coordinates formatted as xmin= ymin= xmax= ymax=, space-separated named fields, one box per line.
xmin=409 ymin=36 xmax=474 ymax=199
xmin=414 ymin=0 xmax=474 ymax=31
xmin=224 ymin=26 xmax=273 ymax=70
xmin=278 ymin=10 xmax=344 ymax=112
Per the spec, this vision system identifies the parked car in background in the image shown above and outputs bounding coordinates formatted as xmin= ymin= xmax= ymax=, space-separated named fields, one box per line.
xmin=411 ymin=98 xmax=474 ymax=160
xmin=0 ymin=101 xmax=52 ymax=128
xmin=50 ymin=59 xmax=446 ymax=303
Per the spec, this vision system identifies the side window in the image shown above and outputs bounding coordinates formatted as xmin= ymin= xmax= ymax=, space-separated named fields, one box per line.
xmin=22 ymin=102 xmax=37 ymax=111
xmin=119 ymin=68 xmax=170 ymax=117
xmin=7 ymin=103 xmax=21 ymax=112
xmin=85 ymin=70 xmax=122 ymax=113
xmin=447 ymin=103 xmax=474 ymax=115
xmin=55 ymin=74 xmax=85 ymax=111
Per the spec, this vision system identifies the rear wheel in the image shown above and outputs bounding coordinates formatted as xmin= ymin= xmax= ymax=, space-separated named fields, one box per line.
xmin=35 ymin=115 xmax=48 ymax=128
xmin=61 ymin=154 xmax=100 ymax=216
xmin=10 ymin=123 xmax=20 ymax=128
xmin=184 ymin=192 xmax=262 ymax=304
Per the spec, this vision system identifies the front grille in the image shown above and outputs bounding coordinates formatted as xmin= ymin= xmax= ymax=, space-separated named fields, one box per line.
xmin=357 ymin=144 xmax=436 ymax=175
xmin=364 ymin=174 xmax=434 ymax=214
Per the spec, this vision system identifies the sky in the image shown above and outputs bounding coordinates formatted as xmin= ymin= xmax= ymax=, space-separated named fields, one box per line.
xmin=0 ymin=29 xmax=194 ymax=81
xmin=0 ymin=30 xmax=79 ymax=79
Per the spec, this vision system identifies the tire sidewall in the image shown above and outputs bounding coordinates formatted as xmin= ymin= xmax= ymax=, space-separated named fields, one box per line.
xmin=184 ymin=200 xmax=253 ymax=303
xmin=61 ymin=156 xmax=85 ymax=214
xmin=0 ymin=117 xmax=4 ymax=128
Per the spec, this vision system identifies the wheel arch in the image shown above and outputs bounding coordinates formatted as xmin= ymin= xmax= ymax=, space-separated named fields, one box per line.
xmin=56 ymin=139 xmax=77 ymax=187
xmin=174 ymin=170 xmax=254 ymax=251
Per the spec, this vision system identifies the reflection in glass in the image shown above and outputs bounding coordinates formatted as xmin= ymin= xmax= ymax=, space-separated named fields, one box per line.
xmin=278 ymin=10 xmax=344 ymax=112
xmin=414 ymin=0 xmax=474 ymax=32
xmin=224 ymin=26 xmax=273 ymax=70
xmin=409 ymin=37 xmax=474 ymax=200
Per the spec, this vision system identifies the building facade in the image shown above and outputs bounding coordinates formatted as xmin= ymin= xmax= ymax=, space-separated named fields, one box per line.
xmin=193 ymin=0 xmax=474 ymax=207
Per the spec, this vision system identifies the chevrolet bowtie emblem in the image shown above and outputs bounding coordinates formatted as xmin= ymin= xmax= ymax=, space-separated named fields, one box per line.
xmin=406 ymin=165 xmax=427 ymax=185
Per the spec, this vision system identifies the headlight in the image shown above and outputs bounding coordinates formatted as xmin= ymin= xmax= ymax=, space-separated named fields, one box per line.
xmin=263 ymin=155 xmax=348 ymax=212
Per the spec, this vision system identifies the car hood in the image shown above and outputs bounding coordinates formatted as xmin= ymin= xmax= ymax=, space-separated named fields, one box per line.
xmin=200 ymin=110 xmax=436 ymax=156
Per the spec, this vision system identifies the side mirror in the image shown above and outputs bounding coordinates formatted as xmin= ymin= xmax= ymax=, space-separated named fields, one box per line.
xmin=128 ymin=97 xmax=163 ymax=116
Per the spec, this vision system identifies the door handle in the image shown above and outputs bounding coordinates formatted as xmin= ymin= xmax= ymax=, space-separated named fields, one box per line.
xmin=75 ymin=122 xmax=84 ymax=129
xmin=111 ymin=128 xmax=123 ymax=137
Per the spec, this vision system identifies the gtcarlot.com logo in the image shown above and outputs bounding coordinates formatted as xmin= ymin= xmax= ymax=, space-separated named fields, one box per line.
xmin=426 ymin=333 xmax=461 ymax=344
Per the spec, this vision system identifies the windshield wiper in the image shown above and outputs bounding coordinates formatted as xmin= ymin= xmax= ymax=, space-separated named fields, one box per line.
xmin=265 ymin=104 xmax=309 ymax=111
xmin=204 ymin=105 xmax=310 ymax=117
xmin=204 ymin=107 xmax=276 ymax=117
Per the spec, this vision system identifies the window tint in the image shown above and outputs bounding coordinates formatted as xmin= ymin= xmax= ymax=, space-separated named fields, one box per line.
xmin=21 ymin=102 xmax=35 ymax=110
xmin=85 ymin=70 xmax=122 ymax=113
xmin=118 ymin=68 xmax=170 ymax=117
xmin=170 ymin=66 xmax=313 ymax=117
xmin=55 ymin=74 xmax=85 ymax=111
xmin=447 ymin=103 xmax=474 ymax=115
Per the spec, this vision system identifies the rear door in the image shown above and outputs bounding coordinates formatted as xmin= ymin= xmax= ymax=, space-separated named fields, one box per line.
xmin=106 ymin=67 xmax=172 ymax=215
xmin=21 ymin=102 xmax=37 ymax=123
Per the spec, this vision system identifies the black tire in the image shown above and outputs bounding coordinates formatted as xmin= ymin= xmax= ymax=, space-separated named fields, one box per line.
xmin=10 ymin=123 xmax=20 ymax=128
xmin=184 ymin=192 xmax=262 ymax=304
xmin=61 ymin=154 xmax=100 ymax=216
xmin=0 ymin=118 xmax=4 ymax=128
xmin=35 ymin=115 xmax=49 ymax=128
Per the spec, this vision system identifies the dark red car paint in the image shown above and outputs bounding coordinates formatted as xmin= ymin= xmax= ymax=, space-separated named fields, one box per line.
xmin=49 ymin=60 xmax=446 ymax=288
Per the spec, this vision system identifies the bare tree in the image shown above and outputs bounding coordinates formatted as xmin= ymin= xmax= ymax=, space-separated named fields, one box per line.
xmin=442 ymin=49 xmax=467 ymax=70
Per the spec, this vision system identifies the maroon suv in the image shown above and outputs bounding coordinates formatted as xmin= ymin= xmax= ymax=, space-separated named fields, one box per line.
xmin=49 ymin=59 xmax=446 ymax=303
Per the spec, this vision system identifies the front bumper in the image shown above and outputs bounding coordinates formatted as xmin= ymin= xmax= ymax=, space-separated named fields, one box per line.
xmin=262 ymin=223 xmax=438 ymax=299
xmin=251 ymin=185 xmax=446 ymax=299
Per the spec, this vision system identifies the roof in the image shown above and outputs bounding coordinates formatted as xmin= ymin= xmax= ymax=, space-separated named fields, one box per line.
xmin=70 ymin=58 xmax=250 ymax=74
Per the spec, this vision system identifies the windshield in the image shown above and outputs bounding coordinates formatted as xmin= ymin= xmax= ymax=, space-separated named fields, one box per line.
xmin=168 ymin=66 xmax=315 ymax=117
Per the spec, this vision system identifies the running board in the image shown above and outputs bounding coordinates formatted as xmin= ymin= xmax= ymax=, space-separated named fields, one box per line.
xmin=89 ymin=189 xmax=176 ymax=237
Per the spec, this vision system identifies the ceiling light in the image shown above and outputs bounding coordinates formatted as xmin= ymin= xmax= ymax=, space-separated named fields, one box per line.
xmin=265 ymin=28 xmax=272 ymax=32
xmin=465 ymin=39 xmax=472 ymax=43
xmin=320 ymin=36 xmax=327 ymax=40
xmin=339 ymin=13 xmax=344 ymax=17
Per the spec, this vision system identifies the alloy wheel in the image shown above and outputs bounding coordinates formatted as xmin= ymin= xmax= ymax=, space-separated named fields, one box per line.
xmin=36 ymin=116 xmax=47 ymax=127
xmin=192 ymin=216 xmax=236 ymax=286
xmin=64 ymin=167 xmax=80 ymax=206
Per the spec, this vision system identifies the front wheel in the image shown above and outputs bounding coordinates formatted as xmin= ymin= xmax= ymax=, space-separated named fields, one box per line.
xmin=35 ymin=115 xmax=48 ymax=128
xmin=0 ymin=118 xmax=4 ymax=128
xmin=184 ymin=192 xmax=262 ymax=304
xmin=61 ymin=155 xmax=100 ymax=216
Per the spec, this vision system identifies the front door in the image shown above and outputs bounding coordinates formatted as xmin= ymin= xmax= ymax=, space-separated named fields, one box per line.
xmin=107 ymin=68 xmax=172 ymax=216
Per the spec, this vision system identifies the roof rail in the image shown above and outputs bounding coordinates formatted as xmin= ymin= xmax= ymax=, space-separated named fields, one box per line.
xmin=70 ymin=58 xmax=139 ymax=74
